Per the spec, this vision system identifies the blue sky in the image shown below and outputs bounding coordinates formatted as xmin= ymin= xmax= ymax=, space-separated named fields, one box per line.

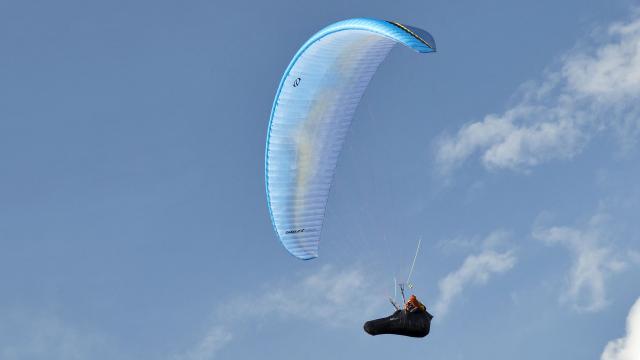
xmin=1 ymin=0 xmax=639 ymax=359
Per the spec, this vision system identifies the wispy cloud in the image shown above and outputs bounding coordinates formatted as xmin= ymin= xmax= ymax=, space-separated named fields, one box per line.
xmin=436 ymin=229 xmax=512 ymax=254
xmin=533 ymin=213 xmax=627 ymax=312
xmin=601 ymin=297 xmax=640 ymax=360
xmin=173 ymin=327 xmax=232 ymax=360
xmin=434 ymin=231 xmax=517 ymax=316
xmin=176 ymin=265 xmax=383 ymax=359
xmin=436 ymin=14 xmax=640 ymax=174
xmin=0 ymin=309 xmax=111 ymax=360
xmin=218 ymin=265 xmax=382 ymax=327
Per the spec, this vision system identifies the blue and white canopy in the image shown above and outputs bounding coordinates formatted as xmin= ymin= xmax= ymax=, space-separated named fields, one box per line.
xmin=266 ymin=18 xmax=436 ymax=260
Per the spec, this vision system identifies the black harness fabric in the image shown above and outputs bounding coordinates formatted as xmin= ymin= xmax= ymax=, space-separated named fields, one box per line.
xmin=363 ymin=309 xmax=433 ymax=338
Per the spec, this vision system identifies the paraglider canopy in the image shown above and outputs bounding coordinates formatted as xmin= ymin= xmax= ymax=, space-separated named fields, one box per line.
xmin=265 ymin=18 xmax=436 ymax=259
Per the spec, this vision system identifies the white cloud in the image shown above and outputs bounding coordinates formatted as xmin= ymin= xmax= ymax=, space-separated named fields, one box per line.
xmin=437 ymin=229 xmax=512 ymax=254
xmin=433 ymin=248 xmax=517 ymax=316
xmin=436 ymin=15 xmax=640 ymax=173
xmin=601 ymin=297 xmax=640 ymax=360
xmin=533 ymin=214 xmax=627 ymax=312
xmin=565 ymin=20 xmax=640 ymax=101
xmin=482 ymin=229 xmax=513 ymax=249
xmin=0 ymin=310 xmax=110 ymax=360
xmin=176 ymin=265 xmax=382 ymax=359
xmin=218 ymin=265 xmax=382 ymax=327
xmin=174 ymin=327 xmax=232 ymax=360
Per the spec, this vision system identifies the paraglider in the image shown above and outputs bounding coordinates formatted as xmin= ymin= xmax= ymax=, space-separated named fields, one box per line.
xmin=265 ymin=18 xmax=436 ymax=260
xmin=364 ymin=294 xmax=433 ymax=338
xmin=265 ymin=18 xmax=436 ymax=339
